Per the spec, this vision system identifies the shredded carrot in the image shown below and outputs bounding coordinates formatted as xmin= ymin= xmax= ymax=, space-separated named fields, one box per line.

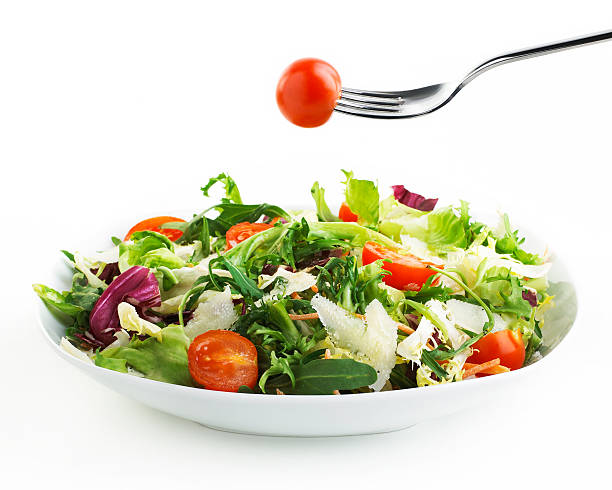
xmin=324 ymin=349 xmax=332 ymax=360
xmin=288 ymin=312 xmax=319 ymax=321
xmin=355 ymin=313 xmax=366 ymax=320
xmin=333 ymin=390 xmax=341 ymax=395
xmin=462 ymin=358 xmax=501 ymax=378
xmin=310 ymin=285 xmax=319 ymax=293
xmin=276 ymin=388 xmax=285 ymax=395
xmin=290 ymin=292 xmax=301 ymax=300
xmin=397 ymin=323 xmax=415 ymax=335
xmin=463 ymin=362 xmax=510 ymax=376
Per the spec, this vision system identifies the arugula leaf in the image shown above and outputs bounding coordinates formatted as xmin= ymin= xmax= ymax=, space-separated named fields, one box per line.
xmin=210 ymin=256 xmax=263 ymax=300
xmin=268 ymin=301 xmax=301 ymax=345
xmin=61 ymin=249 xmax=75 ymax=262
xmin=201 ymin=172 xmax=243 ymax=204
xmin=316 ymin=255 xmax=388 ymax=314
xmin=495 ymin=214 xmax=540 ymax=265
xmin=311 ymin=181 xmax=340 ymax=222
xmin=459 ymin=200 xmax=488 ymax=247
xmin=420 ymin=349 xmax=448 ymax=379
xmin=341 ymin=170 xmax=379 ymax=226
xmin=279 ymin=218 xmax=310 ymax=269
xmin=404 ymin=275 xmax=453 ymax=303
xmin=165 ymin=203 xmax=290 ymax=244
xmin=265 ymin=358 xmax=377 ymax=395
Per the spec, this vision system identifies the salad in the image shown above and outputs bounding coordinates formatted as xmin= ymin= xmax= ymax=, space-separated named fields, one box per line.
xmin=34 ymin=172 xmax=554 ymax=395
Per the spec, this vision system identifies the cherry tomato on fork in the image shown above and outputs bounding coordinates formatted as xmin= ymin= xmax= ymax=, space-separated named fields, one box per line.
xmin=225 ymin=221 xmax=276 ymax=250
xmin=188 ymin=330 xmax=258 ymax=392
xmin=361 ymin=241 xmax=440 ymax=291
xmin=124 ymin=216 xmax=186 ymax=241
xmin=276 ymin=58 xmax=342 ymax=128
xmin=467 ymin=330 xmax=525 ymax=371
xmin=338 ymin=202 xmax=359 ymax=222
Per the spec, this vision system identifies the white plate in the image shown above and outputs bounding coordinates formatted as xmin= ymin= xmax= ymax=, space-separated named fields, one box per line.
xmin=34 ymin=207 xmax=577 ymax=437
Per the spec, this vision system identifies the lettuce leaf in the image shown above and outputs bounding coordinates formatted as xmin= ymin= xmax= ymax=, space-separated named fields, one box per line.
xmin=341 ymin=170 xmax=379 ymax=226
xmin=118 ymin=230 xmax=181 ymax=272
xmin=379 ymin=203 xmax=467 ymax=251
xmin=201 ymin=172 xmax=243 ymax=204
xmin=310 ymin=181 xmax=340 ymax=222
xmin=95 ymin=326 xmax=192 ymax=385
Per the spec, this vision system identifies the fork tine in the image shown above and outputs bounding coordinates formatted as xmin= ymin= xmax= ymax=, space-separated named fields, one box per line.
xmin=334 ymin=102 xmax=402 ymax=118
xmin=340 ymin=93 xmax=400 ymax=107
xmin=342 ymin=88 xmax=403 ymax=101
xmin=336 ymin=99 xmax=401 ymax=113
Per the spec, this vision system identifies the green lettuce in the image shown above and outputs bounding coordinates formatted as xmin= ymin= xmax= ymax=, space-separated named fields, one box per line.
xmin=118 ymin=231 xmax=184 ymax=272
xmin=310 ymin=181 xmax=340 ymax=222
xmin=341 ymin=170 xmax=379 ymax=226
xmin=379 ymin=201 xmax=467 ymax=251
xmin=95 ymin=326 xmax=192 ymax=386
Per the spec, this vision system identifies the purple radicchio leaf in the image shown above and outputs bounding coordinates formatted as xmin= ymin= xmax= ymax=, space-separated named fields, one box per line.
xmin=392 ymin=185 xmax=438 ymax=212
xmin=91 ymin=262 xmax=121 ymax=285
xmin=89 ymin=266 xmax=161 ymax=346
xmin=522 ymin=289 xmax=538 ymax=307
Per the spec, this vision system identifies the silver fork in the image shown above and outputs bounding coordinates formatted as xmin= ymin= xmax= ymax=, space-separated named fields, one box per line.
xmin=335 ymin=29 xmax=612 ymax=119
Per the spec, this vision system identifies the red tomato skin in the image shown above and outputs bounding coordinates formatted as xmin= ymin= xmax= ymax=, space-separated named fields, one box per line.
xmin=339 ymin=202 xmax=359 ymax=222
xmin=125 ymin=216 xmax=185 ymax=241
xmin=361 ymin=241 xmax=439 ymax=291
xmin=276 ymin=58 xmax=341 ymax=128
xmin=188 ymin=330 xmax=258 ymax=392
xmin=467 ymin=330 xmax=525 ymax=371
xmin=225 ymin=222 xmax=274 ymax=250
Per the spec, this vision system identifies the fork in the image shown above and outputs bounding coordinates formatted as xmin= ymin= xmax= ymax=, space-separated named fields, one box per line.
xmin=335 ymin=29 xmax=612 ymax=119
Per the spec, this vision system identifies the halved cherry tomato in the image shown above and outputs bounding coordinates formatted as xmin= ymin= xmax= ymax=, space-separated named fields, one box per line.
xmin=188 ymin=330 xmax=258 ymax=392
xmin=339 ymin=202 xmax=359 ymax=222
xmin=225 ymin=221 xmax=274 ymax=250
xmin=467 ymin=329 xmax=525 ymax=371
xmin=124 ymin=216 xmax=185 ymax=242
xmin=276 ymin=58 xmax=341 ymax=128
xmin=361 ymin=241 xmax=439 ymax=291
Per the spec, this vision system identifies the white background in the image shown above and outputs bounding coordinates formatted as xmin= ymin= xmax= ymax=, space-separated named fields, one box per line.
xmin=1 ymin=1 xmax=610 ymax=488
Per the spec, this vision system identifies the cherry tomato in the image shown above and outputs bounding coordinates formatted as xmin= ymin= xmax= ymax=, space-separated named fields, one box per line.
xmin=276 ymin=58 xmax=341 ymax=128
xmin=124 ymin=216 xmax=186 ymax=241
xmin=339 ymin=202 xmax=359 ymax=222
xmin=467 ymin=330 xmax=525 ymax=371
xmin=361 ymin=241 xmax=439 ymax=291
xmin=225 ymin=221 xmax=274 ymax=250
xmin=188 ymin=330 xmax=258 ymax=392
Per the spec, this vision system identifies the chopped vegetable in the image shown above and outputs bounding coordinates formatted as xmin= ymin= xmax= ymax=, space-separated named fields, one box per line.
xmin=35 ymin=170 xmax=553 ymax=394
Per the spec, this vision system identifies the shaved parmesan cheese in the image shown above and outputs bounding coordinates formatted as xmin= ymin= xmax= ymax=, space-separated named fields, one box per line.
xmin=73 ymin=252 xmax=108 ymax=289
xmin=426 ymin=299 xmax=468 ymax=350
xmin=154 ymin=290 xmax=219 ymax=315
xmin=259 ymin=268 xmax=317 ymax=297
xmin=310 ymin=294 xmax=397 ymax=391
xmin=184 ymin=286 xmax=238 ymax=340
xmin=161 ymin=255 xmax=231 ymax=300
xmin=396 ymin=317 xmax=436 ymax=365
xmin=117 ymin=302 xmax=163 ymax=341
xmin=445 ymin=299 xmax=507 ymax=334
xmin=104 ymin=329 xmax=131 ymax=350
xmin=60 ymin=337 xmax=93 ymax=364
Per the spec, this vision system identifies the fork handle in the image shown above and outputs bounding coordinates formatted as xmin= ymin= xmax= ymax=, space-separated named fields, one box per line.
xmin=462 ymin=29 xmax=612 ymax=86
